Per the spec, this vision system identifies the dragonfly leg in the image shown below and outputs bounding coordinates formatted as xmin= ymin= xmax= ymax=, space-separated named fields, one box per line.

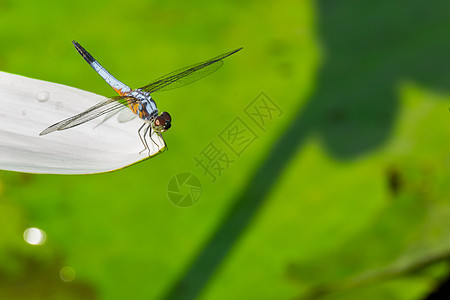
xmin=148 ymin=128 xmax=161 ymax=155
xmin=138 ymin=123 xmax=149 ymax=154
xmin=138 ymin=123 xmax=164 ymax=156
xmin=143 ymin=125 xmax=154 ymax=156
xmin=157 ymin=132 xmax=168 ymax=151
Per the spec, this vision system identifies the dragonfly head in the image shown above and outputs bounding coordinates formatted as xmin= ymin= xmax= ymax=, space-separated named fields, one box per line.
xmin=152 ymin=111 xmax=172 ymax=133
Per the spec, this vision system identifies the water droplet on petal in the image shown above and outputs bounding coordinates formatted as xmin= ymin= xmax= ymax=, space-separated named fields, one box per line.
xmin=36 ymin=91 xmax=50 ymax=102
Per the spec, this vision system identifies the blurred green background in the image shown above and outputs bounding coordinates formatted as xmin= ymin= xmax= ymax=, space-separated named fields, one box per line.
xmin=1 ymin=0 xmax=450 ymax=299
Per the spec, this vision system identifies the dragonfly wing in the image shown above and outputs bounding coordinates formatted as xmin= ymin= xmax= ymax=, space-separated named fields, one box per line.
xmin=92 ymin=105 xmax=134 ymax=129
xmin=140 ymin=47 xmax=243 ymax=93
xmin=39 ymin=96 xmax=131 ymax=135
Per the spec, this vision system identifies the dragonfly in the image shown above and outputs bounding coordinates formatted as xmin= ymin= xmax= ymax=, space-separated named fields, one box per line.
xmin=40 ymin=40 xmax=242 ymax=156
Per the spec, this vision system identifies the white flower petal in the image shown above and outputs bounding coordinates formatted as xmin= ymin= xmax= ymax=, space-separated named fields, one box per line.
xmin=0 ymin=71 xmax=166 ymax=174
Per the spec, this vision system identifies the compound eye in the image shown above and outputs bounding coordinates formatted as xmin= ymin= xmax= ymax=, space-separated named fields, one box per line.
xmin=154 ymin=116 xmax=165 ymax=126
xmin=161 ymin=111 xmax=171 ymax=122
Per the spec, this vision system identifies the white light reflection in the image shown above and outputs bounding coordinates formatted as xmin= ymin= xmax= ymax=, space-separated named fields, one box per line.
xmin=23 ymin=227 xmax=46 ymax=245
xmin=60 ymin=266 xmax=76 ymax=282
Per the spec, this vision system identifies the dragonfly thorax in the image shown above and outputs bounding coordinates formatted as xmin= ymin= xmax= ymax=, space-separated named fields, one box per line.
xmin=127 ymin=88 xmax=158 ymax=121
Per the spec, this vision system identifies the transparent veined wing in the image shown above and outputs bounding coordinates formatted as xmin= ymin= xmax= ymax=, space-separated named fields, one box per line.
xmin=140 ymin=47 xmax=243 ymax=93
xmin=39 ymin=96 xmax=132 ymax=135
